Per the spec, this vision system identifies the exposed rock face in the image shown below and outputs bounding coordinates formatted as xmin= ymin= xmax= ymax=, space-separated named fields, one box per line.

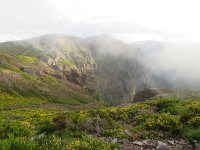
xmin=133 ymin=88 xmax=158 ymax=102
xmin=0 ymin=34 xmax=150 ymax=105
xmin=87 ymin=35 xmax=149 ymax=104
xmin=103 ymin=138 xmax=193 ymax=150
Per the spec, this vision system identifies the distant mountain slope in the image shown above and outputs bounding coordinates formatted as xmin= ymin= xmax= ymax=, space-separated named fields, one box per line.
xmin=0 ymin=34 xmax=149 ymax=105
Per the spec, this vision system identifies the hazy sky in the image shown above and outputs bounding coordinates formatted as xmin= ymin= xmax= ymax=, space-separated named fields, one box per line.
xmin=0 ymin=0 xmax=200 ymax=42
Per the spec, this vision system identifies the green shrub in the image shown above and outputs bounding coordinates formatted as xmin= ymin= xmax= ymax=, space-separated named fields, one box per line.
xmin=0 ymin=121 xmax=32 ymax=139
xmin=134 ymin=114 xmax=149 ymax=125
xmin=37 ymin=120 xmax=55 ymax=135
xmin=182 ymin=127 xmax=200 ymax=143
xmin=108 ymin=107 xmax=130 ymax=121
xmin=53 ymin=115 xmax=67 ymax=130
xmin=66 ymin=136 xmax=118 ymax=150
xmin=144 ymin=113 xmax=181 ymax=133
xmin=34 ymin=134 xmax=65 ymax=150
xmin=127 ymin=109 xmax=138 ymax=119
xmin=16 ymin=55 xmax=38 ymax=63
xmin=180 ymin=103 xmax=200 ymax=124
xmin=0 ymin=134 xmax=34 ymax=150
xmin=187 ymin=116 xmax=200 ymax=128
xmin=152 ymin=99 xmax=180 ymax=113
xmin=103 ymin=128 xmax=127 ymax=139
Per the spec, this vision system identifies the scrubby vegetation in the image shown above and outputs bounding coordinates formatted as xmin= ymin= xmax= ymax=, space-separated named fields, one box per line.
xmin=0 ymin=53 xmax=98 ymax=107
xmin=0 ymin=98 xmax=199 ymax=149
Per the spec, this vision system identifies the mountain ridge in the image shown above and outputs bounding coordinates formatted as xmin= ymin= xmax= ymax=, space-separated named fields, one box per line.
xmin=0 ymin=34 xmax=149 ymax=105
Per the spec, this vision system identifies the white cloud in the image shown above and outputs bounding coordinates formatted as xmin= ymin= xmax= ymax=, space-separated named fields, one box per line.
xmin=0 ymin=0 xmax=200 ymax=42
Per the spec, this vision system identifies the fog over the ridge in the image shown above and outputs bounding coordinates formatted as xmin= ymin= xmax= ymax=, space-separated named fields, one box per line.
xmin=1 ymin=0 xmax=200 ymax=89
xmin=134 ymin=41 xmax=200 ymax=89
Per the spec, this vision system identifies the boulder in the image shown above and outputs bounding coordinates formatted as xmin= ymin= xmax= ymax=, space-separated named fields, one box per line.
xmin=20 ymin=67 xmax=43 ymax=76
xmin=156 ymin=141 xmax=169 ymax=150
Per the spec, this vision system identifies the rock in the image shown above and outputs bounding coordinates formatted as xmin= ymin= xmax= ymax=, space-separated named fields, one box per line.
xmin=133 ymin=141 xmax=144 ymax=146
xmin=51 ymin=65 xmax=63 ymax=70
xmin=20 ymin=67 xmax=44 ymax=76
xmin=194 ymin=142 xmax=200 ymax=150
xmin=38 ymin=56 xmax=55 ymax=66
xmin=38 ymin=133 xmax=45 ymax=139
xmin=168 ymin=140 xmax=175 ymax=145
xmin=124 ymin=129 xmax=132 ymax=137
xmin=54 ymin=51 xmax=66 ymax=63
xmin=180 ymin=139 xmax=186 ymax=144
xmin=118 ymin=139 xmax=126 ymax=144
xmin=119 ymin=145 xmax=123 ymax=149
xmin=133 ymin=88 xmax=158 ymax=102
xmin=30 ymin=136 xmax=35 ymax=141
xmin=111 ymin=138 xmax=118 ymax=144
xmin=156 ymin=141 xmax=169 ymax=150
xmin=0 ymin=60 xmax=10 ymax=66
xmin=142 ymin=140 xmax=148 ymax=145
xmin=175 ymin=145 xmax=183 ymax=150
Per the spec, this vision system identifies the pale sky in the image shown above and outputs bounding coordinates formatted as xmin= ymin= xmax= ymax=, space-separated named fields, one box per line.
xmin=0 ymin=0 xmax=200 ymax=42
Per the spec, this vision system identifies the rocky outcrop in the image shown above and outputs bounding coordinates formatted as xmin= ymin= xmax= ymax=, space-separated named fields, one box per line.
xmin=133 ymin=88 xmax=158 ymax=102
xmin=20 ymin=66 xmax=44 ymax=76
xmin=103 ymin=138 xmax=193 ymax=150
xmin=88 ymin=35 xmax=149 ymax=104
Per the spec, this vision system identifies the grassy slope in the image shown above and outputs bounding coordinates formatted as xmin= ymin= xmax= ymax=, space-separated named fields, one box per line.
xmin=0 ymin=53 xmax=99 ymax=108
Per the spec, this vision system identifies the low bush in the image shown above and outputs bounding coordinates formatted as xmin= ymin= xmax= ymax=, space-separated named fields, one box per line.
xmin=102 ymin=128 xmax=127 ymax=139
xmin=187 ymin=116 xmax=200 ymax=128
xmin=0 ymin=121 xmax=32 ymax=139
xmin=152 ymin=99 xmax=180 ymax=113
xmin=34 ymin=134 xmax=65 ymax=150
xmin=180 ymin=103 xmax=200 ymax=124
xmin=182 ymin=127 xmax=200 ymax=143
xmin=66 ymin=136 xmax=118 ymax=150
xmin=37 ymin=120 xmax=55 ymax=135
xmin=144 ymin=113 xmax=181 ymax=134
xmin=0 ymin=134 xmax=34 ymax=150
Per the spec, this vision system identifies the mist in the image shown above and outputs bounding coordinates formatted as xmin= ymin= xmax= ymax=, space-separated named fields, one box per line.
xmin=1 ymin=0 xmax=200 ymax=89
xmin=134 ymin=41 xmax=200 ymax=89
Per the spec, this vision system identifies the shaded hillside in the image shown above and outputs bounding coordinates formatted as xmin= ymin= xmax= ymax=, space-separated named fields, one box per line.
xmin=87 ymin=34 xmax=149 ymax=104
xmin=0 ymin=34 xmax=149 ymax=105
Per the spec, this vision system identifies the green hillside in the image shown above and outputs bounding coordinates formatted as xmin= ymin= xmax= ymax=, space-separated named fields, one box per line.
xmin=0 ymin=34 xmax=148 ymax=105
xmin=0 ymin=53 xmax=99 ymax=108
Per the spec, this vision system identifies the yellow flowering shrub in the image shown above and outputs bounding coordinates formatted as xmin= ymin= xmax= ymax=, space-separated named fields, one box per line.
xmin=145 ymin=113 xmax=180 ymax=133
xmin=103 ymin=128 xmax=127 ymax=139
xmin=66 ymin=136 xmax=115 ymax=150
xmin=187 ymin=116 xmax=200 ymax=128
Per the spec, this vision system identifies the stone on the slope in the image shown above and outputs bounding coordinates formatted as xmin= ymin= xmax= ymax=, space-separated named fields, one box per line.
xmin=168 ymin=140 xmax=175 ymax=145
xmin=20 ymin=67 xmax=43 ymax=76
xmin=133 ymin=141 xmax=144 ymax=146
xmin=156 ymin=141 xmax=169 ymax=150
xmin=124 ymin=129 xmax=132 ymax=137
xmin=111 ymin=138 xmax=118 ymax=144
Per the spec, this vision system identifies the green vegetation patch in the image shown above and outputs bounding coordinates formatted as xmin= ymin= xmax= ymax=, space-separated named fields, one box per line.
xmin=0 ymin=98 xmax=199 ymax=149
xmin=16 ymin=55 xmax=38 ymax=63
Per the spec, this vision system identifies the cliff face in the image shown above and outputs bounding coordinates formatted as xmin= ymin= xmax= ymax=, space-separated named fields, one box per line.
xmin=87 ymin=35 xmax=149 ymax=104
xmin=0 ymin=34 xmax=149 ymax=105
